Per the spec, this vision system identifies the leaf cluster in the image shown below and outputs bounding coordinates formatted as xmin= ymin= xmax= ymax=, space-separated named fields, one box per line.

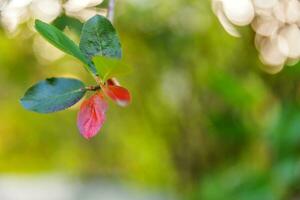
xmin=21 ymin=15 xmax=129 ymax=114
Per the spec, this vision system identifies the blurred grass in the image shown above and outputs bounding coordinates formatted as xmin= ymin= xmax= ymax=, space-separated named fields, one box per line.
xmin=1 ymin=0 xmax=300 ymax=199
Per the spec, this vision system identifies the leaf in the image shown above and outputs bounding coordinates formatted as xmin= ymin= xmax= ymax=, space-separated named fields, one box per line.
xmin=52 ymin=14 xmax=83 ymax=36
xmin=79 ymin=15 xmax=122 ymax=60
xmin=77 ymin=93 xmax=108 ymax=139
xmin=103 ymin=85 xmax=131 ymax=107
xmin=35 ymin=20 xmax=97 ymax=75
xmin=93 ymin=56 xmax=132 ymax=81
xmin=20 ymin=77 xmax=86 ymax=113
xmin=107 ymin=78 xmax=120 ymax=86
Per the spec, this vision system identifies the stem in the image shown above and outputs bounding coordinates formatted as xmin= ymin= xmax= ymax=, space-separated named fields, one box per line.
xmin=85 ymin=85 xmax=101 ymax=91
xmin=91 ymin=0 xmax=115 ymax=88
xmin=94 ymin=75 xmax=103 ymax=85
xmin=90 ymin=0 xmax=115 ymax=86
xmin=107 ymin=0 xmax=115 ymax=23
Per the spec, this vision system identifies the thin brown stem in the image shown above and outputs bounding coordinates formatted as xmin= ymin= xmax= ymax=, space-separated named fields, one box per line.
xmin=107 ymin=0 xmax=115 ymax=23
xmin=85 ymin=85 xmax=101 ymax=91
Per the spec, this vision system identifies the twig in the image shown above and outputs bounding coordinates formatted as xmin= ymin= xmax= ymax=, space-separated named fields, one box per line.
xmin=107 ymin=0 xmax=115 ymax=23
xmin=85 ymin=85 xmax=101 ymax=91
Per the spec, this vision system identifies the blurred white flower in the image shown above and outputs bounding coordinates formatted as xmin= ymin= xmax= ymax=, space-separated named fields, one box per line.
xmin=1 ymin=0 xmax=61 ymax=33
xmin=212 ymin=0 xmax=241 ymax=37
xmin=253 ymin=0 xmax=278 ymax=10
xmin=0 ymin=0 xmax=106 ymax=33
xmin=30 ymin=0 xmax=62 ymax=23
xmin=33 ymin=35 xmax=65 ymax=62
xmin=64 ymin=0 xmax=103 ymax=12
xmin=251 ymin=15 xmax=280 ymax=37
xmin=64 ymin=0 xmax=106 ymax=21
xmin=4 ymin=0 xmax=32 ymax=9
xmin=66 ymin=7 xmax=107 ymax=22
xmin=259 ymin=36 xmax=286 ymax=68
xmin=212 ymin=0 xmax=300 ymax=73
xmin=222 ymin=0 xmax=254 ymax=26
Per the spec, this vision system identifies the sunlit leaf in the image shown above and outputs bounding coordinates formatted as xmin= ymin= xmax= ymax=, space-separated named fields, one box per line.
xmin=104 ymin=85 xmax=131 ymax=107
xmin=79 ymin=15 xmax=122 ymax=60
xmin=35 ymin=19 xmax=97 ymax=75
xmin=93 ymin=56 xmax=132 ymax=81
xmin=20 ymin=78 xmax=86 ymax=113
xmin=77 ymin=93 xmax=108 ymax=139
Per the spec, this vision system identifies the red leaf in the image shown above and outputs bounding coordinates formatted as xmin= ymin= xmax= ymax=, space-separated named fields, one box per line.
xmin=77 ymin=93 xmax=108 ymax=139
xmin=104 ymin=85 xmax=131 ymax=107
xmin=107 ymin=78 xmax=120 ymax=86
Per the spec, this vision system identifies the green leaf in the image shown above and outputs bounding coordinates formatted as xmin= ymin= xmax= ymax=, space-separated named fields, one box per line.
xmin=20 ymin=78 xmax=86 ymax=113
xmin=79 ymin=15 xmax=122 ymax=60
xmin=93 ymin=56 xmax=132 ymax=81
xmin=52 ymin=15 xmax=83 ymax=36
xmin=35 ymin=20 xmax=97 ymax=75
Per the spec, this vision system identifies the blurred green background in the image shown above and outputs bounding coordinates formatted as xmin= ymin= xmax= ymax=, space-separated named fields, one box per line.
xmin=1 ymin=0 xmax=300 ymax=199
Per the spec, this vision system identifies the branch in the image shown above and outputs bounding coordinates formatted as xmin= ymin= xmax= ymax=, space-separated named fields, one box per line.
xmin=107 ymin=0 xmax=115 ymax=23
xmin=85 ymin=85 xmax=101 ymax=91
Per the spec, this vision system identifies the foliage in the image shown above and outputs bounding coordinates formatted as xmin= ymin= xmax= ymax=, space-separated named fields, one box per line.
xmin=21 ymin=15 xmax=131 ymax=139
xmin=20 ymin=78 xmax=86 ymax=113
xmin=93 ymin=56 xmax=131 ymax=81
xmin=80 ymin=15 xmax=122 ymax=59
xmin=1 ymin=0 xmax=300 ymax=199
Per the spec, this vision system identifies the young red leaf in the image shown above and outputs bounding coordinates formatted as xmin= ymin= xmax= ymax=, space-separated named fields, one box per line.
xmin=77 ymin=93 xmax=108 ymax=139
xmin=104 ymin=85 xmax=131 ymax=107
xmin=107 ymin=78 xmax=120 ymax=86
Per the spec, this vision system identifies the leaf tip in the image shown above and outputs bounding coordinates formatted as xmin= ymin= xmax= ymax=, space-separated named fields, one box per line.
xmin=104 ymin=85 xmax=131 ymax=107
